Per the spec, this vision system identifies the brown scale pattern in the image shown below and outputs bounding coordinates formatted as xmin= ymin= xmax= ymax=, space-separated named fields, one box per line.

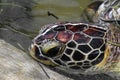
xmin=66 ymin=24 xmax=87 ymax=32
xmin=56 ymin=31 xmax=72 ymax=43
xmin=106 ymin=27 xmax=120 ymax=64
xmin=83 ymin=27 xmax=105 ymax=37
xmin=73 ymin=33 xmax=91 ymax=43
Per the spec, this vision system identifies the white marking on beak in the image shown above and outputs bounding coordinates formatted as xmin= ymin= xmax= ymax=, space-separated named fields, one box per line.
xmin=31 ymin=44 xmax=35 ymax=49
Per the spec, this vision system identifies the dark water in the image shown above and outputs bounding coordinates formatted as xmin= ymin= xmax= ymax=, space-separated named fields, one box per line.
xmin=0 ymin=0 xmax=117 ymax=80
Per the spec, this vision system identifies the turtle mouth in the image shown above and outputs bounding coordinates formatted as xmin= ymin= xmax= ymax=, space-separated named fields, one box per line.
xmin=29 ymin=43 xmax=58 ymax=66
xmin=29 ymin=43 xmax=48 ymax=60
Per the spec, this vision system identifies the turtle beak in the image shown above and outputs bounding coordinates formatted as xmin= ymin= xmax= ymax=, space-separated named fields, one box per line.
xmin=29 ymin=39 xmax=38 ymax=54
xmin=29 ymin=42 xmax=58 ymax=66
xmin=29 ymin=43 xmax=42 ymax=61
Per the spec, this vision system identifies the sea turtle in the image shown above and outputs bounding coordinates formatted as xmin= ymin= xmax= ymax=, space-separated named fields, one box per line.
xmin=29 ymin=0 xmax=120 ymax=75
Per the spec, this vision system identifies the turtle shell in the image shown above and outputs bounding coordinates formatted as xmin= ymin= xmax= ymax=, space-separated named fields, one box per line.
xmin=82 ymin=0 xmax=120 ymax=27
xmin=96 ymin=0 xmax=120 ymax=73
xmin=29 ymin=22 xmax=109 ymax=73
xmin=97 ymin=0 xmax=120 ymax=23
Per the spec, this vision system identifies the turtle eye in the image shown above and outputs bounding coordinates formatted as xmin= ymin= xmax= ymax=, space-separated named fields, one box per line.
xmin=42 ymin=46 xmax=61 ymax=57
xmin=41 ymin=41 xmax=65 ymax=58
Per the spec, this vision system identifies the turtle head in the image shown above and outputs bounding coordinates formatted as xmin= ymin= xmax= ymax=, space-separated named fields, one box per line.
xmin=29 ymin=34 xmax=65 ymax=66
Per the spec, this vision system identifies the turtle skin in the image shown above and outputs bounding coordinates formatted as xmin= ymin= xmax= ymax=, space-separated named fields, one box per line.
xmin=97 ymin=0 xmax=120 ymax=22
xmin=82 ymin=0 xmax=120 ymax=73
xmin=29 ymin=22 xmax=111 ymax=74
xmin=82 ymin=0 xmax=120 ymax=26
